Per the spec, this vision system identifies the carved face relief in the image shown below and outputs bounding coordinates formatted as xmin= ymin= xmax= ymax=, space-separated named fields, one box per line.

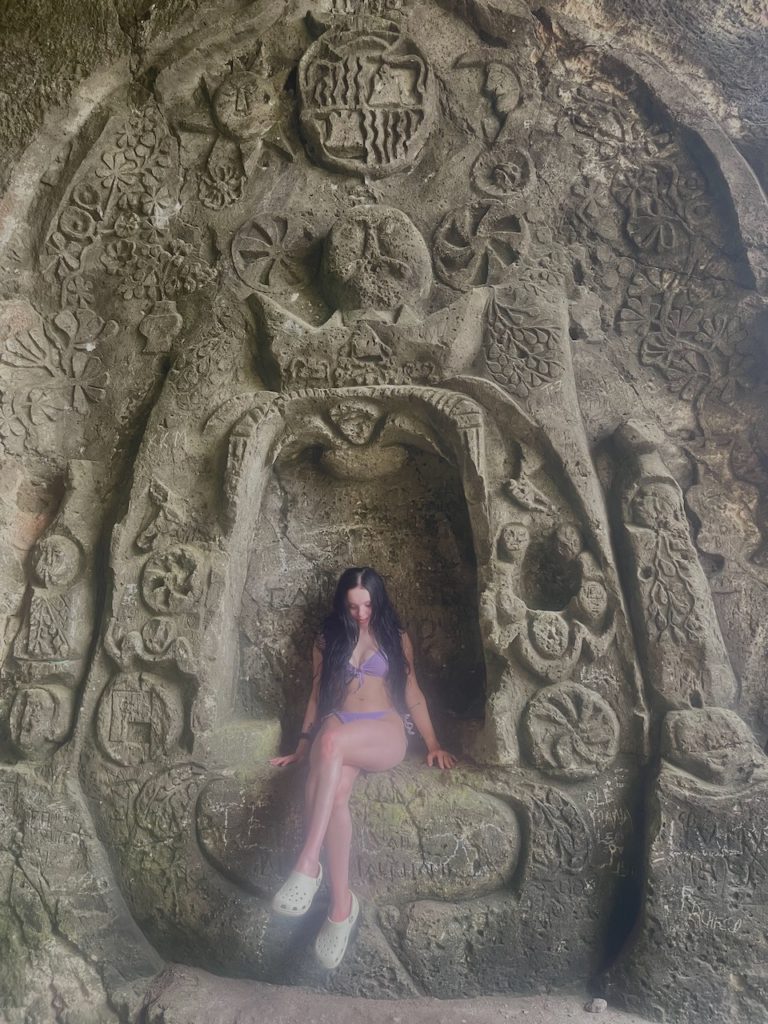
xmin=529 ymin=609 xmax=571 ymax=659
xmin=321 ymin=205 xmax=432 ymax=312
xmin=298 ymin=21 xmax=436 ymax=177
xmin=327 ymin=400 xmax=383 ymax=445
xmin=212 ymin=72 xmax=281 ymax=141
xmin=630 ymin=481 xmax=685 ymax=532
xmin=9 ymin=686 xmax=67 ymax=755
xmin=484 ymin=62 xmax=521 ymax=118
xmin=31 ymin=535 xmax=81 ymax=587
xmin=498 ymin=521 xmax=530 ymax=561
xmin=472 ymin=143 xmax=534 ymax=199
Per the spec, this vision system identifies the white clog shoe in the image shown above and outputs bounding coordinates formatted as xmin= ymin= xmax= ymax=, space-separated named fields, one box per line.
xmin=314 ymin=892 xmax=359 ymax=969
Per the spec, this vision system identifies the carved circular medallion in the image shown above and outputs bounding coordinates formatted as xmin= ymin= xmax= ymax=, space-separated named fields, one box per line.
xmin=140 ymin=545 xmax=203 ymax=614
xmin=322 ymin=205 xmax=432 ymax=311
xmin=31 ymin=535 xmax=81 ymax=587
xmin=141 ymin=617 xmax=177 ymax=655
xmin=528 ymin=610 xmax=570 ymax=659
xmin=231 ymin=214 xmax=317 ymax=294
xmin=95 ymin=672 xmax=184 ymax=766
xmin=522 ymin=682 xmax=620 ymax=779
xmin=433 ymin=202 xmax=529 ymax=290
xmin=298 ymin=22 xmax=436 ymax=177
xmin=134 ymin=763 xmax=204 ymax=838
xmin=212 ymin=71 xmax=281 ymax=141
xmin=472 ymin=143 xmax=534 ymax=198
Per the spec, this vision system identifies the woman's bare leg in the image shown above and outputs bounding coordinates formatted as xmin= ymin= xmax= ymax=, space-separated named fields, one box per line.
xmin=294 ymin=717 xmax=405 ymax=880
xmin=324 ymin=765 xmax=359 ymax=921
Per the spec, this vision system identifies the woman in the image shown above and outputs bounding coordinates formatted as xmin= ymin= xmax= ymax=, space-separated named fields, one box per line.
xmin=269 ymin=566 xmax=456 ymax=969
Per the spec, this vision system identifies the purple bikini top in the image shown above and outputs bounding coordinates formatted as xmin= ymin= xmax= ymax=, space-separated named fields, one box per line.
xmin=347 ymin=648 xmax=389 ymax=690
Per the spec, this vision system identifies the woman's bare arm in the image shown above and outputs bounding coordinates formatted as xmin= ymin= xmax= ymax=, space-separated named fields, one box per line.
xmin=402 ymin=632 xmax=457 ymax=770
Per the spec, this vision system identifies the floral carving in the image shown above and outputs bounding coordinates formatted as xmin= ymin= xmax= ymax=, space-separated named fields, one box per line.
xmin=433 ymin=202 xmax=528 ymax=290
xmin=611 ymin=162 xmax=706 ymax=268
xmin=618 ymin=269 xmax=757 ymax=406
xmin=43 ymin=104 xmax=184 ymax=308
xmin=484 ymin=289 xmax=565 ymax=397
xmin=198 ymin=163 xmax=246 ymax=210
xmin=101 ymin=238 xmax=215 ymax=302
xmin=0 ymin=310 xmax=116 ymax=449
xmin=561 ymin=74 xmax=715 ymax=274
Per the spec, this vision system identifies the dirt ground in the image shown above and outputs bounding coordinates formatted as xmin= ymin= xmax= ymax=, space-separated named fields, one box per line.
xmin=141 ymin=966 xmax=653 ymax=1024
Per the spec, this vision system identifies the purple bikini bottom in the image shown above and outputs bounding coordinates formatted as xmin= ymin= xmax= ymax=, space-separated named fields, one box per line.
xmin=331 ymin=710 xmax=390 ymax=724
xmin=326 ymin=710 xmax=415 ymax=734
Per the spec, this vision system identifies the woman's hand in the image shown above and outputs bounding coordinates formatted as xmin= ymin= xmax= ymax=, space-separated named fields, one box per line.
xmin=426 ymin=748 xmax=457 ymax=770
xmin=269 ymin=750 xmax=306 ymax=767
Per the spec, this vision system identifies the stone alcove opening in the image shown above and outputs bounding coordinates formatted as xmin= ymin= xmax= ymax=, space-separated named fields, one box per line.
xmin=518 ymin=525 xmax=586 ymax=612
xmin=237 ymin=431 xmax=486 ymax=748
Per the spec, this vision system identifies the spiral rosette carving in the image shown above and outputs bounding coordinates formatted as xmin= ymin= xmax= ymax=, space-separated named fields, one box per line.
xmin=522 ymin=682 xmax=620 ymax=779
xmin=433 ymin=201 xmax=528 ymax=290
xmin=140 ymin=545 xmax=204 ymax=614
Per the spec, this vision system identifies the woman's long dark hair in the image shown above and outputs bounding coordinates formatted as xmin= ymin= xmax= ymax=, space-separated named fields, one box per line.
xmin=317 ymin=567 xmax=408 ymax=717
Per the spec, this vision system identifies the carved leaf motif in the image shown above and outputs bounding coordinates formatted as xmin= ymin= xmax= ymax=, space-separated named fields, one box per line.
xmin=26 ymin=386 xmax=70 ymax=424
xmin=526 ymin=787 xmax=590 ymax=874
xmin=484 ymin=292 xmax=564 ymax=397
xmin=1 ymin=329 xmax=61 ymax=372
xmin=0 ymin=312 xmax=116 ymax=450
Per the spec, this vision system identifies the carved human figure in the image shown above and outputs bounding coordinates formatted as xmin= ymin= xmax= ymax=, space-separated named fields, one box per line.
xmin=268 ymin=566 xmax=455 ymax=968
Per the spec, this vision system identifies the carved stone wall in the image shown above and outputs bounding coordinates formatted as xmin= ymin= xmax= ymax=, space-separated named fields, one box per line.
xmin=0 ymin=1 xmax=766 ymax=1021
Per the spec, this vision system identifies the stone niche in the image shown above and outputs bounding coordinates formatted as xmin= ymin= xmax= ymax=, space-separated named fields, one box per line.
xmin=0 ymin=0 xmax=767 ymax=1021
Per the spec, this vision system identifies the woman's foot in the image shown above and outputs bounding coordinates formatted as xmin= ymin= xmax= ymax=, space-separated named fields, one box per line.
xmin=314 ymin=892 xmax=359 ymax=969
xmin=328 ymin=889 xmax=353 ymax=923
xmin=271 ymin=863 xmax=323 ymax=916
